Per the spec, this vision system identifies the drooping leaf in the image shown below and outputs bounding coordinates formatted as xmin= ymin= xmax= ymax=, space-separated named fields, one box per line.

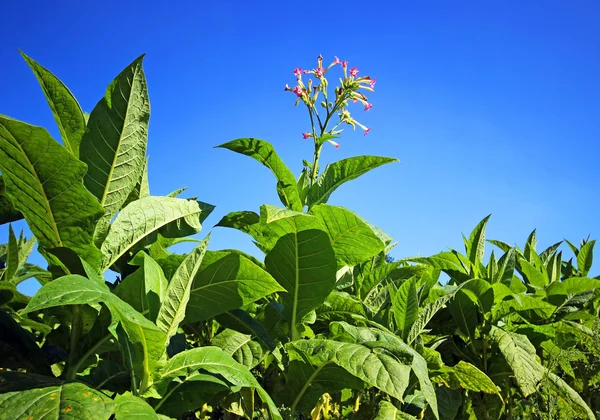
xmin=80 ymin=55 xmax=150 ymax=244
xmin=309 ymin=204 xmax=385 ymax=266
xmin=114 ymin=393 xmax=158 ymax=419
xmin=211 ymin=329 xmax=265 ymax=369
xmin=185 ymin=250 xmax=284 ymax=323
xmin=156 ymin=238 xmax=209 ymax=343
xmin=0 ymin=116 xmax=104 ymax=266
xmin=21 ymin=51 xmax=86 ymax=156
xmin=432 ymin=361 xmax=500 ymax=397
xmin=154 ymin=346 xmax=282 ymax=419
xmin=263 ymin=212 xmax=337 ymax=340
xmin=0 ymin=382 xmax=114 ymax=420
xmin=286 ymin=339 xmax=411 ymax=403
xmin=307 ymin=156 xmax=398 ymax=207
xmin=100 ymin=196 xmax=207 ymax=272
xmin=217 ymin=138 xmax=302 ymax=211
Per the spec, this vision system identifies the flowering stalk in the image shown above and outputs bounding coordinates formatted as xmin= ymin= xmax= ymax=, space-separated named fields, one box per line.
xmin=285 ymin=55 xmax=376 ymax=185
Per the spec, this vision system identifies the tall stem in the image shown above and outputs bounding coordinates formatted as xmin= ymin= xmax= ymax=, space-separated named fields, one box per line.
xmin=65 ymin=305 xmax=83 ymax=380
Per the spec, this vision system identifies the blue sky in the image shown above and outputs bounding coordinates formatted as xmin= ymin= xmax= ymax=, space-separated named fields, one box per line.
xmin=1 ymin=1 xmax=599 ymax=294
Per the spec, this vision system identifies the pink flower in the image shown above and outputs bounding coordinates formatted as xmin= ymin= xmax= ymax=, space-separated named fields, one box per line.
xmin=315 ymin=67 xmax=325 ymax=77
xmin=353 ymin=100 xmax=358 ymax=104
xmin=302 ymin=132 xmax=312 ymax=139
xmin=364 ymin=103 xmax=373 ymax=111
xmin=334 ymin=56 xmax=341 ymax=64
xmin=293 ymin=68 xmax=302 ymax=77
xmin=293 ymin=86 xmax=303 ymax=97
xmin=303 ymin=69 xmax=310 ymax=74
xmin=349 ymin=67 xmax=359 ymax=77
xmin=328 ymin=139 xmax=340 ymax=148
xmin=370 ymin=78 xmax=376 ymax=89
xmin=341 ymin=60 xmax=348 ymax=68
xmin=364 ymin=127 xmax=371 ymax=136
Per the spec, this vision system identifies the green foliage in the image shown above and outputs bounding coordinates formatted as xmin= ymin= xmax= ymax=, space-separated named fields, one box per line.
xmin=1 ymin=53 xmax=598 ymax=420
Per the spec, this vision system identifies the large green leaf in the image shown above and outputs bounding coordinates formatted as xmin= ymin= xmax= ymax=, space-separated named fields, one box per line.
xmin=407 ymin=293 xmax=453 ymax=345
xmin=154 ymin=346 xmax=282 ymax=419
xmin=432 ymin=361 xmax=500 ymax=397
xmin=211 ymin=329 xmax=265 ymax=369
xmin=0 ymin=175 xmax=22 ymax=224
xmin=185 ymin=250 xmax=284 ymax=323
xmin=390 ymin=278 xmax=419 ymax=341
xmin=114 ymin=393 xmax=158 ymax=419
xmin=307 ymin=155 xmax=398 ymax=207
xmin=21 ymin=51 xmax=86 ymax=156
xmin=0 ymin=382 xmax=114 ymax=420
xmin=448 ymin=289 xmax=478 ymax=343
xmin=466 ymin=215 xmax=490 ymax=269
xmin=115 ymin=252 xmax=168 ymax=322
xmin=316 ymin=291 xmax=368 ymax=323
xmin=156 ymin=238 xmax=209 ymax=343
xmin=578 ymin=240 xmax=595 ymax=276
xmin=80 ymin=55 xmax=150 ymax=244
xmin=263 ymin=211 xmax=337 ymax=340
xmin=100 ymin=196 xmax=207 ymax=272
xmin=309 ymin=204 xmax=385 ymax=266
xmin=0 ymin=116 xmax=104 ymax=266
xmin=217 ymin=138 xmax=302 ymax=211
xmin=122 ymin=157 xmax=150 ymax=209
xmin=286 ymin=339 xmax=411 ymax=403
xmin=329 ymin=322 xmax=439 ymax=419
xmin=489 ymin=326 xmax=594 ymax=419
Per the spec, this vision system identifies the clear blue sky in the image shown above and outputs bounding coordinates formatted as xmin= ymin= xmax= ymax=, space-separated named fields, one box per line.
xmin=2 ymin=1 xmax=599 ymax=294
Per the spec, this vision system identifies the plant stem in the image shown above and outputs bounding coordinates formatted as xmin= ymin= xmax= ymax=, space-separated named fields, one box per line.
xmin=290 ymin=363 xmax=330 ymax=414
xmin=310 ymin=143 xmax=322 ymax=185
xmin=70 ymin=333 xmax=113 ymax=378
xmin=65 ymin=305 xmax=83 ymax=380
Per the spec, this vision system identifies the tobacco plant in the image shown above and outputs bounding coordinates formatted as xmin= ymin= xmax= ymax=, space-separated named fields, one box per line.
xmin=0 ymin=52 xmax=599 ymax=420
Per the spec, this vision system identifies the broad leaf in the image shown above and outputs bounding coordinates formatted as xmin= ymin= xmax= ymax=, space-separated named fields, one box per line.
xmin=154 ymin=346 xmax=282 ymax=419
xmin=186 ymin=250 xmax=284 ymax=323
xmin=156 ymin=238 xmax=209 ymax=343
xmin=114 ymin=393 xmax=158 ymax=419
xmin=21 ymin=51 xmax=86 ymax=156
xmin=432 ymin=361 xmax=500 ymax=397
xmin=80 ymin=55 xmax=150 ymax=244
xmin=122 ymin=157 xmax=150 ymax=208
xmin=407 ymin=293 xmax=453 ymax=345
xmin=309 ymin=204 xmax=385 ymax=266
xmin=0 ymin=116 xmax=104 ymax=266
xmin=263 ymin=212 xmax=337 ymax=340
xmin=211 ymin=329 xmax=265 ymax=369
xmin=307 ymin=155 xmax=398 ymax=207
xmin=0 ymin=382 xmax=114 ymax=420
xmin=448 ymin=289 xmax=478 ymax=343
xmin=100 ymin=196 xmax=207 ymax=272
xmin=217 ymin=138 xmax=302 ymax=211
xmin=316 ymin=291 xmax=368 ymax=322
xmin=578 ymin=240 xmax=595 ymax=276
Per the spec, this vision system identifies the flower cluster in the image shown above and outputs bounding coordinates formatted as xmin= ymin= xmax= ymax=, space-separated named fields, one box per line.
xmin=285 ymin=55 xmax=376 ymax=147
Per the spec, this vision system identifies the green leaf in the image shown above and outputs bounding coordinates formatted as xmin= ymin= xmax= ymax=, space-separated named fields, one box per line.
xmin=286 ymin=339 xmax=411 ymax=403
xmin=309 ymin=204 xmax=385 ymax=266
xmin=116 ymin=252 xmax=168 ymax=322
xmin=156 ymin=238 xmax=209 ymax=343
xmin=0 ymin=382 xmax=114 ymax=420
xmin=390 ymin=278 xmax=419 ymax=341
xmin=578 ymin=240 xmax=595 ymax=276
xmin=217 ymin=138 xmax=302 ymax=211
xmin=448 ymin=290 xmax=478 ymax=343
xmin=432 ymin=361 xmax=500 ymax=397
xmin=80 ymin=55 xmax=150 ymax=244
xmin=0 ymin=175 xmax=22 ymax=224
xmin=211 ymin=329 xmax=265 ymax=369
xmin=100 ymin=196 xmax=206 ymax=272
xmin=154 ymin=346 xmax=282 ymax=419
xmin=0 ymin=116 xmax=104 ymax=267
xmin=374 ymin=401 xmax=417 ymax=419
xmin=329 ymin=322 xmax=439 ymax=419
xmin=114 ymin=393 xmax=158 ymax=419
xmin=20 ymin=51 xmax=86 ymax=156
xmin=186 ymin=250 xmax=284 ymax=323
xmin=316 ymin=291 xmax=368 ymax=322
xmin=307 ymin=156 xmax=398 ymax=207
xmin=122 ymin=157 xmax=150 ymax=209
xmin=489 ymin=326 xmax=594 ymax=419
xmin=407 ymin=293 xmax=453 ymax=345
xmin=519 ymin=258 xmax=548 ymax=288
xmin=263 ymin=212 xmax=337 ymax=340
xmin=6 ymin=224 xmax=18 ymax=281
xmin=467 ymin=215 xmax=491 ymax=269
xmin=546 ymin=277 xmax=600 ymax=297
